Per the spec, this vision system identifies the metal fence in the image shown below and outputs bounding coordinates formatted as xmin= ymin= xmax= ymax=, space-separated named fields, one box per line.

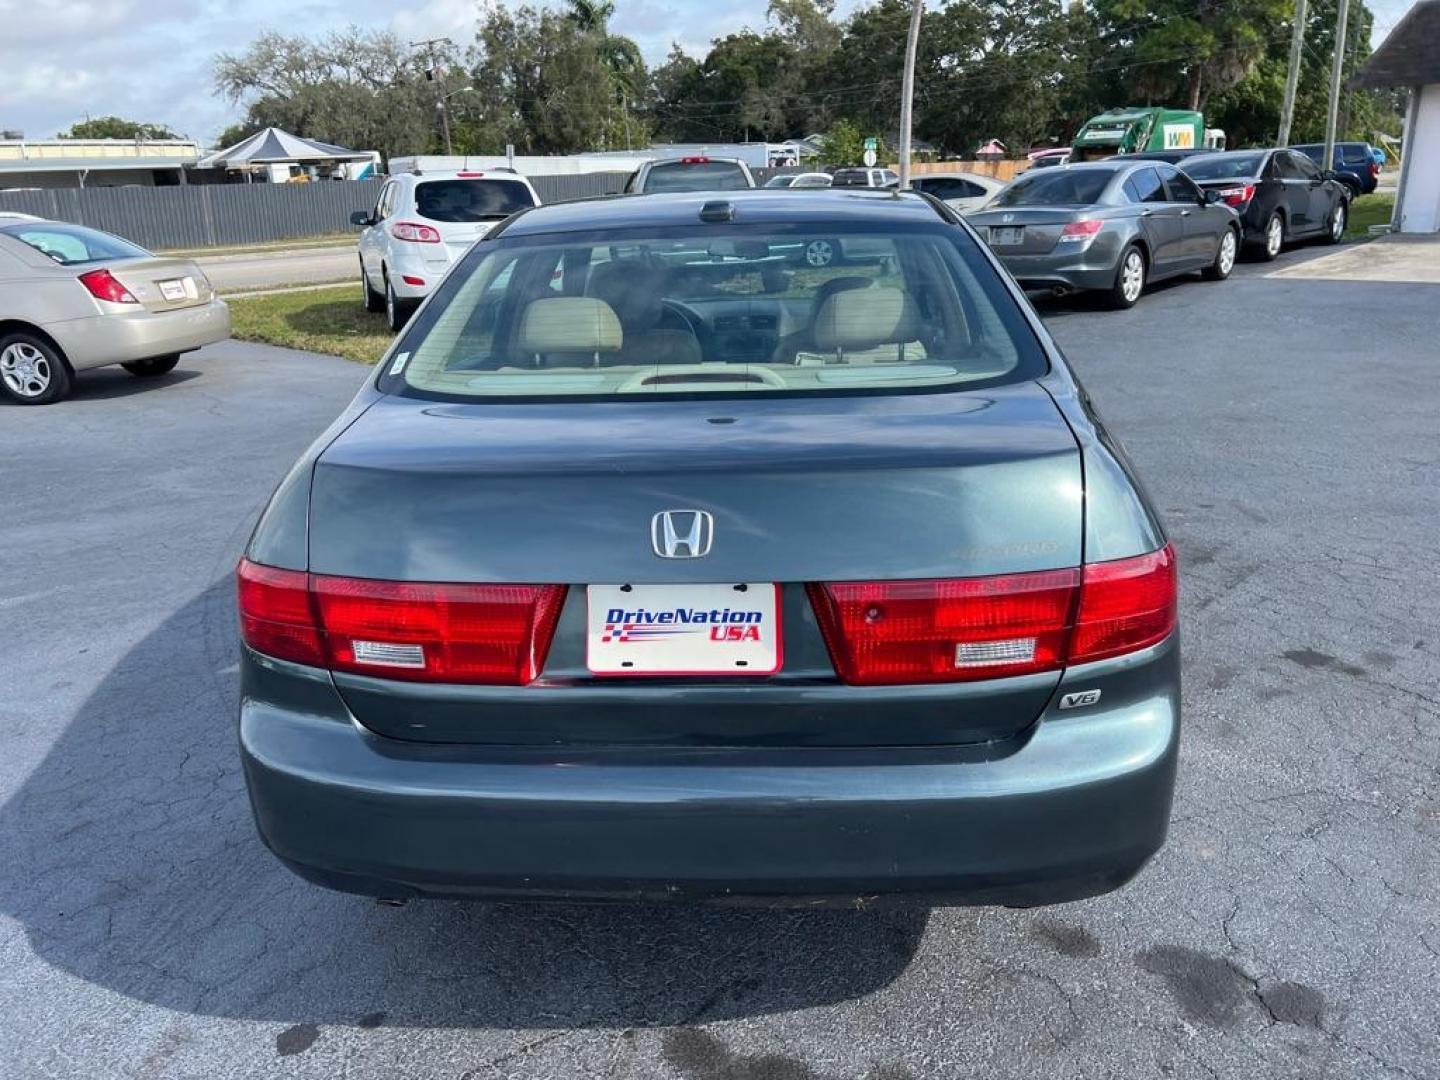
xmin=0 ymin=171 xmax=636 ymax=251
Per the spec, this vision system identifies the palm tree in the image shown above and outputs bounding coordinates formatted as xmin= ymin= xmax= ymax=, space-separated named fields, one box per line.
xmin=564 ymin=0 xmax=616 ymax=34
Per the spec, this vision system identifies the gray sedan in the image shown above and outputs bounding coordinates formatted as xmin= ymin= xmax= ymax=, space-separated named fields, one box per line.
xmin=969 ymin=161 xmax=1241 ymax=308
xmin=0 ymin=219 xmax=230 ymax=404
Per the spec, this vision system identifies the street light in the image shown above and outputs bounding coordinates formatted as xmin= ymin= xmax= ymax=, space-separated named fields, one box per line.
xmin=897 ymin=0 xmax=924 ymax=190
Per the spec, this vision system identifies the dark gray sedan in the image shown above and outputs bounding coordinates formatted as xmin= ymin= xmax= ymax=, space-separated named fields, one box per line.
xmin=238 ymin=190 xmax=1179 ymax=907
xmin=969 ymin=161 xmax=1241 ymax=308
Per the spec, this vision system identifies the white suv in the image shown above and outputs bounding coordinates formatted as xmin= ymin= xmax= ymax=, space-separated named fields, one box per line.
xmin=352 ymin=170 xmax=541 ymax=330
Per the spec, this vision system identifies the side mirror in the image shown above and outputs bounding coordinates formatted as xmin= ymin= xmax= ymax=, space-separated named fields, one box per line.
xmin=1204 ymin=190 xmax=1223 ymax=205
xmin=1320 ymin=169 xmax=1337 ymax=181
xmin=349 ymin=210 xmax=372 ymax=228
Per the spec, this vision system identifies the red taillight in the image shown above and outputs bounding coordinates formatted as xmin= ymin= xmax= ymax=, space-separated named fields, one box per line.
xmin=455 ymin=171 xmax=484 ymax=177
xmin=1369 ymin=162 xmax=1379 ymax=177
xmin=1059 ymin=219 xmax=1104 ymax=241
xmin=807 ymin=569 xmax=1081 ymax=685
xmin=236 ymin=558 xmax=566 ymax=685
xmin=77 ymin=268 xmax=137 ymax=304
xmin=236 ymin=560 xmax=326 ymax=668
xmin=1070 ymin=544 xmax=1177 ymax=664
xmin=1214 ymin=184 xmax=1255 ymax=207
xmin=808 ymin=543 xmax=1176 ymax=685
xmin=390 ymin=221 xmax=442 ymax=243
xmin=400 ymin=274 xmax=426 ymax=286
xmin=678 ymin=156 xmax=711 ymax=164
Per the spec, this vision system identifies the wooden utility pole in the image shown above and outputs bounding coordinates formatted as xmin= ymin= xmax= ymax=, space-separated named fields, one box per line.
xmin=897 ymin=0 xmax=924 ymax=189
xmin=1322 ymin=0 xmax=1352 ymax=168
xmin=1277 ymin=0 xmax=1309 ymax=146
xmin=413 ymin=37 xmax=455 ymax=156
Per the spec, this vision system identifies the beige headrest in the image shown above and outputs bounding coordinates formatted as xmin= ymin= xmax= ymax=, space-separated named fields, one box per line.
xmin=812 ymin=286 xmax=919 ymax=352
xmin=517 ymin=297 xmax=622 ymax=354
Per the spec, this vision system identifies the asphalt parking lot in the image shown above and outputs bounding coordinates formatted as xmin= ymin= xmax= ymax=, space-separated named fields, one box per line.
xmin=1 ymin=246 xmax=1437 ymax=1079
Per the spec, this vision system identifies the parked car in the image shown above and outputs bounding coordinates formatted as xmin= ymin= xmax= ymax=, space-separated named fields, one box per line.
xmin=762 ymin=172 xmax=834 ymax=189
xmin=0 ymin=211 xmax=42 ymax=222
xmin=968 ymin=161 xmax=1241 ymax=308
xmin=1026 ymin=148 xmax=1071 ymax=169
xmin=237 ymin=188 xmax=1180 ymax=908
xmin=1181 ymin=149 xmax=1349 ymax=259
xmin=907 ymin=171 xmax=1004 ymax=213
xmin=1290 ymin=142 xmax=1380 ymax=197
xmin=625 ymin=156 xmax=756 ymax=195
xmin=352 ymin=169 xmax=541 ymax=332
xmin=830 ymin=167 xmax=900 ymax=188
xmin=0 ymin=219 xmax=230 ymax=405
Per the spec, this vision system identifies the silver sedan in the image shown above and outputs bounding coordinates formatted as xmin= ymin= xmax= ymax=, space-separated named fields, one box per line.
xmin=968 ymin=161 xmax=1241 ymax=309
xmin=0 ymin=219 xmax=230 ymax=404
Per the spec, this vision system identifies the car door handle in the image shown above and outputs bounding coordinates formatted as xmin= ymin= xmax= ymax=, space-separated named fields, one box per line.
xmin=1141 ymin=209 xmax=1154 ymax=216
xmin=1180 ymin=209 xmax=1192 ymax=216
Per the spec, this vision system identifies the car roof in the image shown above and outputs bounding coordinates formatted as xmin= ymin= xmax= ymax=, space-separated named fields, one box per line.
xmin=401 ymin=169 xmax=531 ymax=183
xmin=500 ymin=189 xmax=945 ymax=237
xmin=647 ymin=156 xmax=746 ymax=166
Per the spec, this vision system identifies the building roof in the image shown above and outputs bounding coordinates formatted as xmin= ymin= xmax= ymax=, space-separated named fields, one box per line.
xmin=1352 ymin=0 xmax=1440 ymax=88
xmin=500 ymin=189 xmax=944 ymax=238
xmin=0 ymin=156 xmax=195 ymax=175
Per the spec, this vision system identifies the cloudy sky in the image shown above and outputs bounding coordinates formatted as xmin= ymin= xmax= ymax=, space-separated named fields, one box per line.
xmin=0 ymin=0 xmax=842 ymax=144
xmin=0 ymin=0 xmax=1418 ymax=145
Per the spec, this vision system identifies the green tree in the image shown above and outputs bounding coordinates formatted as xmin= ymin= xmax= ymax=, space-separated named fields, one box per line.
xmin=61 ymin=116 xmax=179 ymax=140
xmin=816 ymin=118 xmax=866 ymax=165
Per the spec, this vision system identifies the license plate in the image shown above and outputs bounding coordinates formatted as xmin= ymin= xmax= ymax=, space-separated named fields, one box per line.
xmin=989 ymin=226 xmax=1024 ymax=246
xmin=158 ymin=278 xmax=192 ymax=301
xmin=586 ymin=583 xmax=781 ymax=676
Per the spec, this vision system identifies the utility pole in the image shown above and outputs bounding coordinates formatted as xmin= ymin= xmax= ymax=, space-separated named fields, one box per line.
xmin=897 ymin=0 xmax=924 ymax=189
xmin=1276 ymin=0 xmax=1308 ymax=146
xmin=412 ymin=37 xmax=454 ymax=156
xmin=1322 ymin=0 xmax=1352 ymax=170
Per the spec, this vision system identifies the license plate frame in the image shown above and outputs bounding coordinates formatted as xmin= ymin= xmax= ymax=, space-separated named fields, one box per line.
xmin=158 ymin=278 xmax=190 ymax=301
xmin=586 ymin=583 xmax=782 ymax=676
xmin=989 ymin=226 xmax=1024 ymax=246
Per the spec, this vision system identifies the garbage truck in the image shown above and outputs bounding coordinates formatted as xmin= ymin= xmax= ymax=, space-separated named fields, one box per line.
xmin=1070 ymin=107 xmax=1222 ymax=161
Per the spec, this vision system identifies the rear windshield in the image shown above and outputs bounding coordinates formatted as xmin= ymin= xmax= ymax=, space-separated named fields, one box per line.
xmin=379 ymin=224 xmax=1045 ymax=401
xmin=0 ymin=222 xmax=147 ymax=265
xmin=1338 ymin=144 xmax=1372 ymax=163
xmin=1183 ymin=153 xmax=1265 ymax=180
xmin=641 ymin=161 xmax=749 ymax=193
xmin=414 ymin=179 xmax=536 ymax=223
xmin=830 ymin=170 xmax=872 ymax=187
xmin=991 ymin=169 xmax=1113 ymax=207
xmin=762 ymin=176 xmax=795 ymax=188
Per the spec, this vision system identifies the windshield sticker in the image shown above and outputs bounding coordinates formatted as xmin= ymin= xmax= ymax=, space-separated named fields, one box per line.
xmin=388 ymin=351 xmax=410 ymax=375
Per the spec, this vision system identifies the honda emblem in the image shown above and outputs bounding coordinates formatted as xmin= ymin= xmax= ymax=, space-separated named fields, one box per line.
xmin=651 ymin=510 xmax=714 ymax=559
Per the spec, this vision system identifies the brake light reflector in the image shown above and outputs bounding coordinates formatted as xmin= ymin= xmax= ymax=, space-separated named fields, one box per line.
xmin=807 ymin=570 xmax=1081 ymax=685
xmin=77 ymin=268 xmax=138 ymax=304
xmin=236 ymin=558 xmax=567 ymax=685
xmin=390 ymin=221 xmax=442 ymax=243
xmin=1059 ymin=219 xmax=1104 ymax=241
xmin=1070 ymin=544 xmax=1177 ymax=664
xmin=1213 ymin=184 xmax=1255 ymax=207
xmin=808 ymin=543 xmax=1177 ymax=685
xmin=400 ymin=275 xmax=426 ymax=286
xmin=236 ymin=561 xmax=325 ymax=668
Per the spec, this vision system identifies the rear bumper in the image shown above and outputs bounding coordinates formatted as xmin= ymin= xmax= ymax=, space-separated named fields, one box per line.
xmin=240 ymin=640 xmax=1181 ymax=907
xmin=45 ymin=299 xmax=231 ymax=371
xmin=994 ymin=237 xmax=1123 ymax=293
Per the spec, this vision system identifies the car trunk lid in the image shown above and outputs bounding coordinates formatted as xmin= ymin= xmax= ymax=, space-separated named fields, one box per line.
xmin=967 ymin=207 xmax=1093 ymax=255
xmin=103 ymin=257 xmax=215 ymax=313
xmin=309 ymin=385 xmax=1084 ymax=747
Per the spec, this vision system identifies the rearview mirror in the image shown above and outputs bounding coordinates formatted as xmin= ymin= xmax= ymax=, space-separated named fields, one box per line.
xmin=349 ymin=210 xmax=372 ymax=228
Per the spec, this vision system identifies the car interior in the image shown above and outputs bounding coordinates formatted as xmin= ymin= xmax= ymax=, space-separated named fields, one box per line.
xmin=398 ymin=233 xmax=1025 ymax=396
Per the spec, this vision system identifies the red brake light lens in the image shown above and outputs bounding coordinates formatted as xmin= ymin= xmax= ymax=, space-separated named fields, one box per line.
xmin=236 ymin=561 xmax=325 ymax=667
xmin=807 ymin=570 xmax=1081 ymax=685
xmin=1214 ymin=184 xmax=1255 ymax=206
xmin=1059 ymin=219 xmax=1104 ymax=240
xmin=678 ymin=156 xmax=711 ymax=164
xmin=455 ymin=171 xmax=484 ymax=177
xmin=1070 ymin=544 xmax=1178 ymax=664
xmin=390 ymin=221 xmax=442 ymax=243
xmin=808 ymin=543 xmax=1177 ymax=685
xmin=77 ymin=268 xmax=138 ymax=304
xmin=236 ymin=558 xmax=566 ymax=685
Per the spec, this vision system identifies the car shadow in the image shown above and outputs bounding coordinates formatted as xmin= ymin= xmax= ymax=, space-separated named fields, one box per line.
xmin=0 ymin=580 xmax=925 ymax=1029
xmin=0 ymin=366 xmax=204 ymax=405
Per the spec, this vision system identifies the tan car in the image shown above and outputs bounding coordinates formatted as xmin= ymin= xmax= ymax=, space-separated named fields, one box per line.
xmin=0 ymin=219 xmax=230 ymax=404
